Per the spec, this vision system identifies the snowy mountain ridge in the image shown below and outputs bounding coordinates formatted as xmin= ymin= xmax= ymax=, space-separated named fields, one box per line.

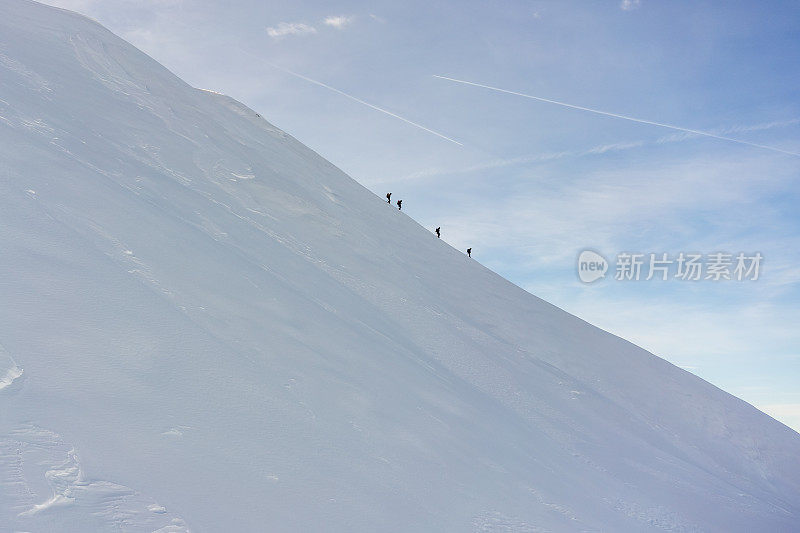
xmin=1 ymin=0 xmax=799 ymax=531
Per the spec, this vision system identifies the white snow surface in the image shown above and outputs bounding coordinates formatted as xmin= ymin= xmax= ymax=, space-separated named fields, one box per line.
xmin=0 ymin=1 xmax=799 ymax=531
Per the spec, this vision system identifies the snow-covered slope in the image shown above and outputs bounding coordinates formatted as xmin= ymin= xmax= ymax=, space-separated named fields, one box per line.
xmin=1 ymin=1 xmax=798 ymax=531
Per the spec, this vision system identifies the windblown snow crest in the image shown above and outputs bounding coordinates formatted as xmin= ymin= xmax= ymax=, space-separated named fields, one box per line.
xmin=0 ymin=345 xmax=23 ymax=391
xmin=0 ymin=0 xmax=798 ymax=531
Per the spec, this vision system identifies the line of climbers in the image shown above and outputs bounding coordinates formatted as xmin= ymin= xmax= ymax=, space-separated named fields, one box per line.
xmin=386 ymin=193 xmax=472 ymax=259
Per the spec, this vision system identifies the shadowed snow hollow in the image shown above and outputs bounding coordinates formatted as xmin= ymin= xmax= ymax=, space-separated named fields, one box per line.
xmin=0 ymin=0 xmax=798 ymax=531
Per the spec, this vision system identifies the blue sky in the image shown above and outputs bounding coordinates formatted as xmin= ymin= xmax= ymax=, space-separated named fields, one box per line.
xmin=44 ymin=0 xmax=800 ymax=431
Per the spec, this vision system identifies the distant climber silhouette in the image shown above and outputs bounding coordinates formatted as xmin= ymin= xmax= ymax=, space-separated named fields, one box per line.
xmin=435 ymin=227 xmax=440 ymax=238
xmin=397 ymin=199 xmax=402 ymax=210
xmin=467 ymin=247 xmax=472 ymax=257
xmin=386 ymin=192 xmax=392 ymax=203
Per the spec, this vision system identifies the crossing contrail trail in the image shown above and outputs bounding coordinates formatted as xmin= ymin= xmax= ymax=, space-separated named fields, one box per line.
xmin=434 ymin=75 xmax=800 ymax=156
xmin=255 ymin=61 xmax=463 ymax=146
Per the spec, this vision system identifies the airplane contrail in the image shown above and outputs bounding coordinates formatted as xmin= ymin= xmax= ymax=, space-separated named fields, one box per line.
xmin=256 ymin=61 xmax=463 ymax=146
xmin=434 ymin=75 xmax=799 ymax=157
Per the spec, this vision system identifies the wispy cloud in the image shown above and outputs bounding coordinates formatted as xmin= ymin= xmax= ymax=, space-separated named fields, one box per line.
xmin=323 ymin=15 xmax=353 ymax=29
xmin=394 ymin=117 xmax=799 ymax=183
xmin=721 ymin=118 xmax=800 ymax=134
xmin=266 ymin=22 xmax=317 ymax=39
xmin=620 ymin=0 xmax=641 ymax=10
xmin=557 ymin=297 xmax=798 ymax=361
xmin=419 ymin=151 xmax=798 ymax=270
xmin=434 ymin=75 xmax=800 ymax=157
xmin=655 ymin=118 xmax=800 ymax=145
